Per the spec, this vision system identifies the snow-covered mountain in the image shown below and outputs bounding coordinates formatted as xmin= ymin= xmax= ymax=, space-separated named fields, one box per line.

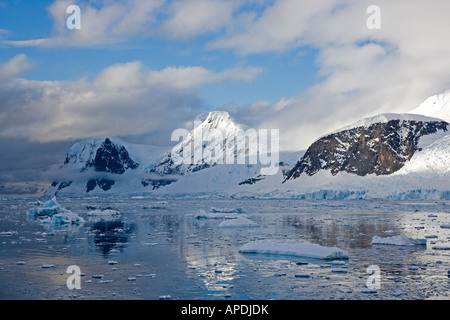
xmin=142 ymin=111 xmax=255 ymax=188
xmin=44 ymin=91 xmax=450 ymax=200
xmin=284 ymin=114 xmax=448 ymax=180
xmin=45 ymin=136 xmax=166 ymax=196
xmin=409 ymin=90 xmax=450 ymax=122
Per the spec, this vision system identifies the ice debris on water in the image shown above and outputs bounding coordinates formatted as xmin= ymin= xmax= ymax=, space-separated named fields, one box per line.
xmin=87 ymin=209 xmax=121 ymax=218
xmin=371 ymin=235 xmax=426 ymax=246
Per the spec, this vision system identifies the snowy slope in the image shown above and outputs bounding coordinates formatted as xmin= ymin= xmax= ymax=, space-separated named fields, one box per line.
xmin=45 ymin=136 xmax=168 ymax=197
xmin=409 ymin=90 xmax=450 ymax=122
xmin=330 ymin=113 xmax=444 ymax=135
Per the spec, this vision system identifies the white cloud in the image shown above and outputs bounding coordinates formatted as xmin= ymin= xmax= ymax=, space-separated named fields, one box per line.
xmin=216 ymin=0 xmax=450 ymax=151
xmin=146 ymin=65 xmax=262 ymax=90
xmin=0 ymin=55 xmax=262 ymax=143
xmin=0 ymin=54 xmax=33 ymax=79
xmin=5 ymin=0 xmax=165 ymax=47
xmin=162 ymin=0 xmax=234 ymax=39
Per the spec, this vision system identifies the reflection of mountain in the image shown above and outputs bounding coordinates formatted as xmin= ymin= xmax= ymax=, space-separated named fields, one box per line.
xmin=89 ymin=219 xmax=136 ymax=256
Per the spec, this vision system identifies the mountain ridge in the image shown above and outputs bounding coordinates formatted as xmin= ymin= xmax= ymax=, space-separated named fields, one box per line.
xmin=43 ymin=91 xmax=450 ymax=199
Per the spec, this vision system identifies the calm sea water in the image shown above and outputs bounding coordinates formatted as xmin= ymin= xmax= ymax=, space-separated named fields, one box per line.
xmin=1 ymin=198 xmax=449 ymax=300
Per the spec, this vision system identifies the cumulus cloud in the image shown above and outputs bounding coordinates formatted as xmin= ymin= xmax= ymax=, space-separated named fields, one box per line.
xmin=0 ymin=55 xmax=262 ymax=144
xmin=4 ymin=0 xmax=450 ymax=153
xmin=5 ymin=0 xmax=165 ymax=47
xmin=217 ymin=0 xmax=450 ymax=150
xmin=0 ymin=54 xmax=33 ymax=79
xmin=162 ymin=0 xmax=234 ymax=39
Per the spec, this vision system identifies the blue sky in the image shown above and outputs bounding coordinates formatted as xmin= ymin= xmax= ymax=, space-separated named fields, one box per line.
xmin=2 ymin=0 xmax=450 ymax=194
xmin=0 ymin=0 xmax=319 ymax=107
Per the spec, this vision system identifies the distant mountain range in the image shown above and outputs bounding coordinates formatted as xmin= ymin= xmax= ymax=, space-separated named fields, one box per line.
xmin=45 ymin=90 xmax=450 ymax=200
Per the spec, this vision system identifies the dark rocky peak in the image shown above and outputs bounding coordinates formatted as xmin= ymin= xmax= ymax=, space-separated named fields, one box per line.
xmin=92 ymin=138 xmax=139 ymax=174
xmin=284 ymin=118 xmax=448 ymax=182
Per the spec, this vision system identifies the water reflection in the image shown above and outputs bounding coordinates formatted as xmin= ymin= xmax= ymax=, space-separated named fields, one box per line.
xmin=86 ymin=219 xmax=136 ymax=256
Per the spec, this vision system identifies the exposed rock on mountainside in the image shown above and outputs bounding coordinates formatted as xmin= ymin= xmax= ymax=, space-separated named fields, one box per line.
xmin=284 ymin=118 xmax=448 ymax=181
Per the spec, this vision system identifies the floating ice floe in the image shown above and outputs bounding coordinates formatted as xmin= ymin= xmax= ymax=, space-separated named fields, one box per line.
xmin=432 ymin=246 xmax=450 ymax=250
xmin=195 ymin=209 xmax=238 ymax=219
xmin=0 ymin=231 xmax=17 ymax=236
xmin=218 ymin=216 xmax=259 ymax=228
xmin=371 ymin=235 xmax=426 ymax=246
xmin=238 ymin=241 xmax=349 ymax=260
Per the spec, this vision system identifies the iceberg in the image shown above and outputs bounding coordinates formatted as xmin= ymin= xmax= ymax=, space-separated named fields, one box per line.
xmin=27 ymin=196 xmax=84 ymax=228
xmin=371 ymin=235 xmax=426 ymax=246
xmin=238 ymin=240 xmax=349 ymax=260
xmin=218 ymin=216 xmax=259 ymax=228
xmin=27 ymin=197 xmax=61 ymax=217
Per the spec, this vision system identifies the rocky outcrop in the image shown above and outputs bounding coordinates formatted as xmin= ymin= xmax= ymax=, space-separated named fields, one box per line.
xmin=284 ymin=119 xmax=448 ymax=181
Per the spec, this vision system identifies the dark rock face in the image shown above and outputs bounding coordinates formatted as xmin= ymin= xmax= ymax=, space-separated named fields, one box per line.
xmin=284 ymin=120 xmax=448 ymax=181
xmin=92 ymin=138 xmax=139 ymax=174
xmin=141 ymin=178 xmax=178 ymax=190
xmin=55 ymin=138 xmax=140 ymax=194
xmin=86 ymin=178 xmax=115 ymax=192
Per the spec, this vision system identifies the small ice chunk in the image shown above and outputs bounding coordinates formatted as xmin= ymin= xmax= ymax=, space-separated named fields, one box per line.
xmin=16 ymin=261 xmax=26 ymax=265
xmin=159 ymin=295 xmax=172 ymax=300
xmin=42 ymin=264 xmax=54 ymax=268
xmin=362 ymin=289 xmax=377 ymax=294
xmin=108 ymin=261 xmax=118 ymax=265
xmin=0 ymin=231 xmax=16 ymax=236
xmin=393 ymin=290 xmax=407 ymax=296
xmin=432 ymin=246 xmax=450 ymax=250
xmin=294 ymin=274 xmax=311 ymax=278
xmin=195 ymin=209 xmax=238 ymax=220
xmin=92 ymin=275 xmax=104 ymax=279
xmin=328 ymin=260 xmax=346 ymax=265
xmin=99 ymin=279 xmax=113 ymax=284
xmin=218 ymin=216 xmax=259 ymax=228
xmin=332 ymin=267 xmax=348 ymax=273
xmin=371 ymin=235 xmax=426 ymax=246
